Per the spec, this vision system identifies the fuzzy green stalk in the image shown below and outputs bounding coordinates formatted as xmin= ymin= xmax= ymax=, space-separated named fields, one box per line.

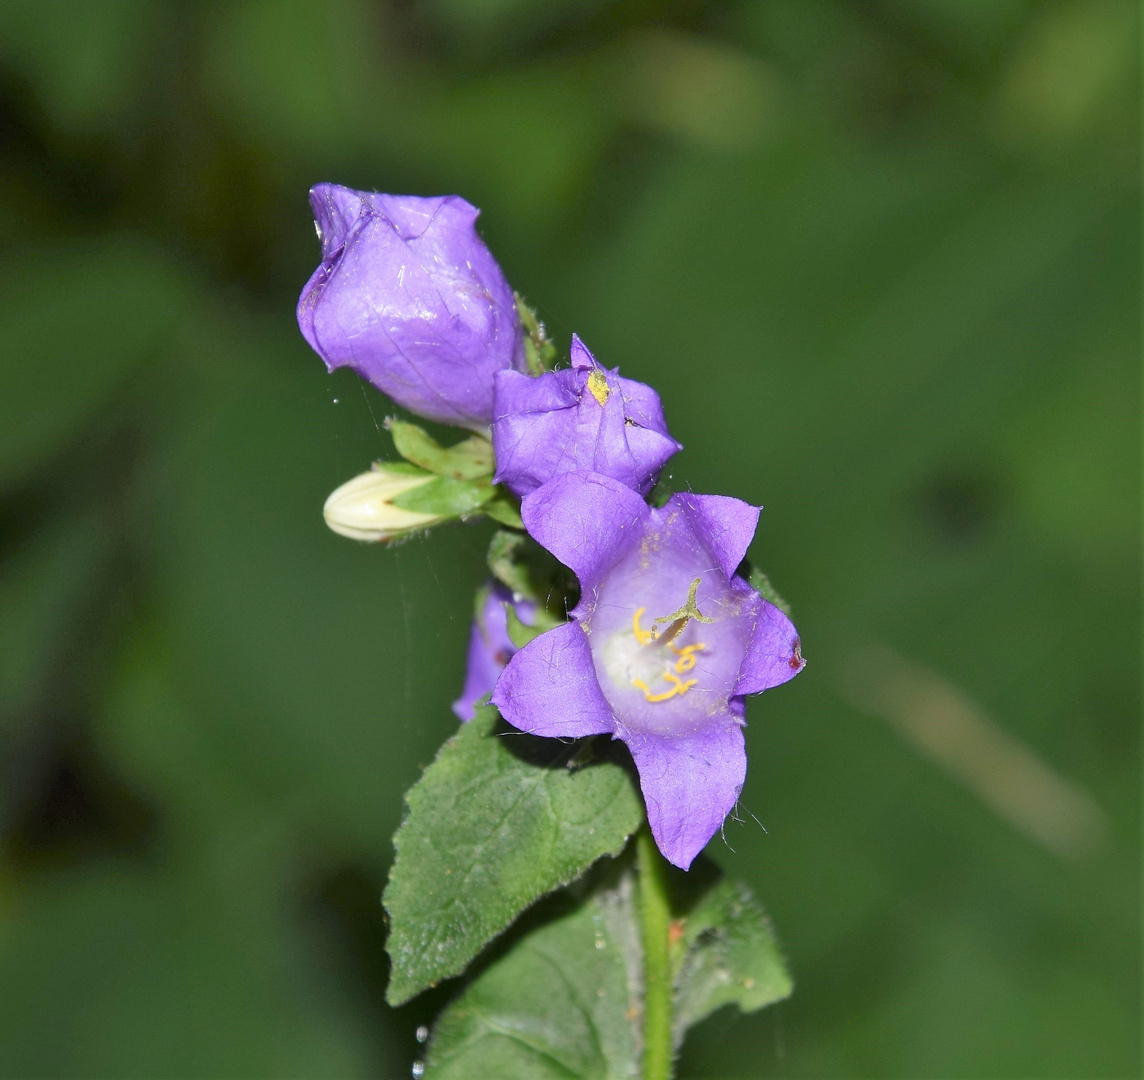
xmin=636 ymin=825 xmax=673 ymax=1080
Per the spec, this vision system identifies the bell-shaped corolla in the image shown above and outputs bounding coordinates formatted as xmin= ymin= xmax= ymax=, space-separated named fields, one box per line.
xmin=298 ymin=185 xmax=526 ymax=430
xmin=492 ymin=471 xmax=804 ymax=870
xmin=492 ymin=335 xmax=680 ymax=498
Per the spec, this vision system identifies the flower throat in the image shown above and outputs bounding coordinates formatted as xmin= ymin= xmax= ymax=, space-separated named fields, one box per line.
xmin=630 ymin=578 xmax=714 ymax=703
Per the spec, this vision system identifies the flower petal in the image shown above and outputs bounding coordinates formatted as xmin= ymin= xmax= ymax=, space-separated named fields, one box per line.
xmin=452 ymin=586 xmax=534 ymax=722
xmin=521 ymin=472 xmax=648 ymax=593
xmin=492 ymin=343 xmax=679 ymax=498
xmin=674 ymin=493 xmax=760 ymax=579
xmin=452 ymin=617 xmax=503 ymax=723
xmin=735 ymin=597 xmax=805 ymax=694
xmin=623 ymin=722 xmax=747 ymax=870
xmin=569 ymin=333 xmax=596 ymax=370
xmin=372 ymin=193 xmax=478 ymax=241
xmin=309 ymin=183 xmax=367 ymax=258
xmin=492 ymin=621 xmax=615 ymax=738
xmin=493 ymin=368 xmax=581 ymax=420
xmin=617 ymin=375 xmax=674 ymax=435
xmin=491 ymin=368 xmax=584 ymax=495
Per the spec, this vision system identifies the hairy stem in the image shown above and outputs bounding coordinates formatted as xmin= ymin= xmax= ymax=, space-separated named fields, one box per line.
xmin=636 ymin=826 xmax=673 ymax=1080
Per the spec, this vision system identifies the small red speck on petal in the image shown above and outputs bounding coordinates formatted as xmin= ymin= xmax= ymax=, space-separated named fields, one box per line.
xmin=789 ymin=639 xmax=803 ymax=670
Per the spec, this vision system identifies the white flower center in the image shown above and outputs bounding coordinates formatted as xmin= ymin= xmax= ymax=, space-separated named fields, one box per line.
xmin=598 ymin=578 xmax=712 ymax=704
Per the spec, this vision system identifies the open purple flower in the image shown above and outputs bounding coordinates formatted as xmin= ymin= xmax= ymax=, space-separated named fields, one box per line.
xmin=453 ymin=584 xmax=536 ymax=723
xmin=298 ymin=185 xmax=525 ymax=430
xmin=491 ymin=335 xmax=681 ymax=498
xmin=491 ymin=472 xmax=804 ymax=870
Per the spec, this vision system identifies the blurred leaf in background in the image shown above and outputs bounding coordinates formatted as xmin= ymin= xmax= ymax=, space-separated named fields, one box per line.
xmin=0 ymin=1 xmax=1138 ymax=1078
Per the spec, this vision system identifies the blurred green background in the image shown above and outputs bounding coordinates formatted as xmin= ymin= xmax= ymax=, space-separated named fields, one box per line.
xmin=0 ymin=1 xmax=1138 ymax=1077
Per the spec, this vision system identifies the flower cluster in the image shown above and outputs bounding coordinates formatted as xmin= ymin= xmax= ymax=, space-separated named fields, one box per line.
xmin=301 ymin=185 xmax=804 ymax=870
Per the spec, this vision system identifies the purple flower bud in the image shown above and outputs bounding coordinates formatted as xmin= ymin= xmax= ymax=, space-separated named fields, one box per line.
xmin=453 ymin=583 xmax=537 ymax=722
xmin=297 ymin=185 xmax=526 ymax=430
xmin=491 ymin=335 xmax=681 ymax=498
xmin=491 ymin=472 xmax=804 ymax=870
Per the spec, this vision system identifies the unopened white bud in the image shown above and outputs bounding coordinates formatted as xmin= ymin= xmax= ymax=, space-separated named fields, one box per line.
xmin=323 ymin=466 xmax=443 ymax=542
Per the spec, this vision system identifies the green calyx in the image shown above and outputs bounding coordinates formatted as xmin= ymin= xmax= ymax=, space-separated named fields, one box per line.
xmin=515 ymin=293 xmax=557 ymax=376
xmin=386 ymin=417 xmax=494 ymax=480
xmin=358 ymin=417 xmax=526 ymax=530
xmin=742 ymin=560 xmax=792 ymax=616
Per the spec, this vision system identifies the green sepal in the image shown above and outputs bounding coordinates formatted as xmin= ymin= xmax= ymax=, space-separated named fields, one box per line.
xmin=648 ymin=478 xmax=674 ymax=508
xmin=471 ymin=580 xmax=493 ymax=624
xmin=504 ymin=603 xmax=563 ymax=650
xmin=383 ymin=705 xmax=642 ymax=1006
xmin=514 ymin=293 xmax=557 ymax=375
xmin=482 ymin=490 xmax=524 ymax=529
xmin=486 ymin=529 xmax=566 ymax=607
xmin=487 ymin=529 xmax=530 ymax=595
xmin=390 ymin=475 xmax=495 ymax=516
xmin=742 ymin=560 xmax=792 ymax=616
xmin=372 ymin=460 xmax=431 ymax=478
xmin=422 ymin=860 xmax=793 ymax=1077
xmin=386 ymin=418 xmax=494 ymax=480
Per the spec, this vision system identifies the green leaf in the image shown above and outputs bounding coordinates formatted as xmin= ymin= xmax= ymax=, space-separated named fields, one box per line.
xmin=424 ymin=868 xmax=642 ymax=1080
xmin=386 ymin=418 xmax=495 ymax=480
xmin=672 ymin=876 xmax=792 ymax=1044
xmin=422 ymin=864 xmax=793 ymax=1077
xmin=390 ymin=475 xmax=495 ymax=516
xmin=743 ymin=562 xmax=792 ymax=617
xmin=383 ymin=706 xmax=643 ymax=1006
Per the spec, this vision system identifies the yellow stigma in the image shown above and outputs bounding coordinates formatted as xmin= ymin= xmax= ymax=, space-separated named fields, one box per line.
xmin=587 ymin=368 xmax=611 ymax=406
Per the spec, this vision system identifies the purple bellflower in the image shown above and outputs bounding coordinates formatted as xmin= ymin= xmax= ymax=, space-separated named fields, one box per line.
xmin=491 ymin=471 xmax=804 ymax=870
xmin=453 ymin=584 xmax=537 ymax=723
xmin=298 ymin=185 xmax=526 ymax=430
xmin=491 ymin=335 xmax=681 ymax=498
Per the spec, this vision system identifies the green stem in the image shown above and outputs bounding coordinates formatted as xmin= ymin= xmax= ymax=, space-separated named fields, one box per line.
xmin=636 ymin=826 xmax=674 ymax=1080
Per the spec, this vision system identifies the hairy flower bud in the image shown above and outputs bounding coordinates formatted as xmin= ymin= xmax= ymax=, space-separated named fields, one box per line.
xmin=323 ymin=465 xmax=444 ymax=542
xmin=298 ymin=185 xmax=526 ymax=430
